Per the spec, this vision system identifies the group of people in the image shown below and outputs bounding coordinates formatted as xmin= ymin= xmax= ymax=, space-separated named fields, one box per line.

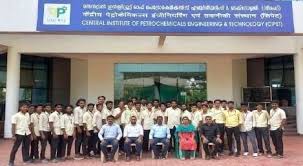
xmin=8 ymin=96 xmax=287 ymax=166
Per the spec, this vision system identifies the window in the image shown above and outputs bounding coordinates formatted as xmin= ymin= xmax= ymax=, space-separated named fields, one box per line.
xmin=114 ymin=64 xmax=207 ymax=105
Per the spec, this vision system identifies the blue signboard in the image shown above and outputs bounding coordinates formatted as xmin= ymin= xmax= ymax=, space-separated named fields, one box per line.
xmin=37 ymin=0 xmax=294 ymax=33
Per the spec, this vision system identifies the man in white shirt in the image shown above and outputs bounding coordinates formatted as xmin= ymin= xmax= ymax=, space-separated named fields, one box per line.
xmin=181 ymin=104 xmax=192 ymax=120
xmin=61 ymin=105 xmax=75 ymax=159
xmin=9 ymin=103 xmax=32 ymax=166
xmin=93 ymin=103 xmax=104 ymax=155
xmin=39 ymin=103 xmax=52 ymax=162
xmin=164 ymin=100 xmax=181 ymax=151
xmin=112 ymin=101 xmax=126 ymax=154
xmin=269 ymin=100 xmax=286 ymax=158
xmin=239 ymin=103 xmax=258 ymax=157
xmin=30 ymin=104 xmax=43 ymax=161
xmin=83 ymin=103 xmax=95 ymax=157
xmin=94 ymin=96 xmax=106 ymax=113
xmin=210 ymin=100 xmax=225 ymax=154
xmin=141 ymin=102 xmax=154 ymax=152
xmin=74 ymin=98 xmax=86 ymax=159
xmin=153 ymin=102 xmax=165 ymax=121
xmin=102 ymin=101 xmax=114 ymax=124
xmin=49 ymin=104 xmax=64 ymax=162
xmin=124 ymin=116 xmax=144 ymax=161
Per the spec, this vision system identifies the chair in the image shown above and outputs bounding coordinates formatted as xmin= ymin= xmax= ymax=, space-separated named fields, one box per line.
xmin=151 ymin=142 xmax=168 ymax=159
xmin=125 ymin=143 xmax=143 ymax=159
xmin=200 ymin=139 xmax=219 ymax=159
xmin=100 ymin=145 xmax=119 ymax=162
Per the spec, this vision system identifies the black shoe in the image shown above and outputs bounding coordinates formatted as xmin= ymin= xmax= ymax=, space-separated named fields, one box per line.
xmin=235 ymin=152 xmax=240 ymax=157
xmin=228 ymin=152 xmax=234 ymax=156
xmin=205 ymin=155 xmax=210 ymax=160
xmin=272 ymin=153 xmax=278 ymax=156
xmin=8 ymin=162 xmax=14 ymax=166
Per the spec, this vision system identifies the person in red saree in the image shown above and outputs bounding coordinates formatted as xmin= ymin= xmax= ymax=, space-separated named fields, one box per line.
xmin=175 ymin=116 xmax=197 ymax=160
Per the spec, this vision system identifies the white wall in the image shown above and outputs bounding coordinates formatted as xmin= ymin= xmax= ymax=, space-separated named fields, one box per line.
xmin=69 ymin=54 xmax=245 ymax=105
xmin=232 ymin=59 xmax=247 ymax=106
xmin=70 ymin=59 xmax=88 ymax=105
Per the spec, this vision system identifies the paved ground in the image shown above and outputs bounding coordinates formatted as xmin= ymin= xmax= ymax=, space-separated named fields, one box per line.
xmin=1 ymin=136 xmax=303 ymax=166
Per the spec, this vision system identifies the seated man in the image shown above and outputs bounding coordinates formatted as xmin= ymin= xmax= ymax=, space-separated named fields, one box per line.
xmin=199 ymin=116 xmax=222 ymax=160
xmin=123 ymin=116 xmax=144 ymax=161
xmin=98 ymin=115 xmax=122 ymax=162
xmin=149 ymin=116 xmax=171 ymax=159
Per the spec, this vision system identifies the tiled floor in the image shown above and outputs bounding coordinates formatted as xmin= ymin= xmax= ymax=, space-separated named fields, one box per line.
xmin=1 ymin=136 xmax=303 ymax=166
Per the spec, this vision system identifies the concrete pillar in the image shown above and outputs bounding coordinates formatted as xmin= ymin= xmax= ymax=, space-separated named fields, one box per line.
xmin=4 ymin=48 xmax=20 ymax=138
xmin=294 ymin=49 xmax=303 ymax=135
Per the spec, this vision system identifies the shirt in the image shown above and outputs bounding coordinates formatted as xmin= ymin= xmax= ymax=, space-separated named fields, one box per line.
xmin=200 ymin=123 xmax=220 ymax=140
xmin=49 ymin=111 xmax=63 ymax=135
xmin=11 ymin=112 xmax=31 ymax=135
xmin=74 ymin=106 xmax=86 ymax=126
xmin=121 ymin=108 xmax=141 ymax=124
xmin=165 ymin=107 xmax=181 ymax=129
xmin=112 ymin=107 xmax=123 ymax=125
xmin=210 ymin=107 xmax=225 ymax=124
xmin=149 ymin=124 xmax=171 ymax=139
xmin=30 ymin=113 xmax=40 ymax=136
xmin=153 ymin=108 xmax=165 ymax=120
xmin=98 ymin=124 xmax=122 ymax=141
xmin=240 ymin=111 xmax=255 ymax=132
xmin=224 ymin=109 xmax=243 ymax=128
xmin=202 ymin=111 xmax=213 ymax=123
xmin=141 ymin=109 xmax=155 ymax=130
xmin=269 ymin=108 xmax=286 ymax=131
xmin=39 ymin=111 xmax=50 ymax=132
xmin=93 ymin=110 xmax=103 ymax=132
xmin=253 ymin=110 xmax=270 ymax=128
xmin=192 ymin=111 xmax=202 ymax=128
xmin=123 ymin=123 xmax=144 ymax=138
xmin=61 ymin=114 xmax=75 ymax=136
xmin=83 ymin=111 xmax=94 ymax=131
xmin=181 ymin=110 xmax=192 ymax=120
xmin=102 ymin=107 xmax=114 ymax=120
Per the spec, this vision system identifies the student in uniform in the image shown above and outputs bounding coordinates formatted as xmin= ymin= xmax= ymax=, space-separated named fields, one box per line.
xmin=131 ymin=97 xmax=138 ymax=104
xmin=39 ymin=103 xmax=52 ymax=162
xmin=153 ymin=102 xmax=166 ymax=122
xmin=152 ymin=99 xmax=160 ymax=113
xmin=181 ymin=103 xmax=192 ymax=120
xmin=269 ymin=100 xmax=287 ymax=158
xmin=102 ymin=101 xmax=114 ymax=124
xmin=141 ymin=102 xmax=154 ymax=152
xmin=74 ymin=98 xmax=86 ymax=160
xmin=164 ymin=100 xmax=181 ymax=152
xmin=93 ymin=103 xmax=104 ymax=155
xmin=133 ymin=101 xmax=143 ymax=124
xmin=191 ymin=104 xmax=202 ymax=129
xmin=83 ymin=103 xmax=96 ymax=158
xmin=208 ymin=101 xmax=214 ymax=110
xmin=253 ymin=103 xmax=272 ymax=157
xmin=61 ymin=105 xmax=75 ymax=160
xmin=30 ymin=104 xmax=43 ymax=161
xmin=49 ymin=104 xmax=64 ymax=162
xmin=8 ymin=103 xmax=32 ymax=166
xmin=210 ymin=99 xmax=225 ymax=154
xmin=224 ymin=101 xmax=243 ymax=157
xmin=141 ymin=98 xmax=148 ymax=111
xmin=112 ymin=101 xmax=126 ymax=154
xmin=221 ymin=100 xmax=228 ymax=110
xmin=94 ymin=96 xmax=106 ymax=113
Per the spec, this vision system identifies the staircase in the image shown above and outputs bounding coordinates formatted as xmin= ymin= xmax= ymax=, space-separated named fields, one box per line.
xmin=284 ymin=115 xmax=298 ymax=136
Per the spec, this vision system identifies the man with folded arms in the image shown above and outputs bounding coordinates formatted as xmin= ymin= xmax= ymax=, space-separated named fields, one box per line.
xmin=149 ymin=116 xmax=171 ymax=159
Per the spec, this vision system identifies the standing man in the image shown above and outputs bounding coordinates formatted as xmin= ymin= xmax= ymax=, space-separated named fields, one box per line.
xmin=8 ymin=103 xmax=32 ymax=166
xmin=94 ymin=96 xmax=106 ymax=113
xmin=239 ymin=103 xmax=258 ymax=157
xmin=74 ymin=98 xmax=86 ymax=160
xmin=30 ymin=104 xmax=43 ymax=161
xmin=149 ymin=116 xmax=171 ymax=159
xmin=164 ymin=100 xmax=181 ymax=152
xmin=102 ymin=101 xmax=114 ymax=124
xmin=154 ymin=102 xmax=165 ymax=121
xmin=141 ymin=102 xmax=154 ymax=152
xmin=124 ymin=116 xmax=144 ymax=161
xmin=98 ymin=115 xmax=122 ymax=163
xmin=112 ymin=101 xmax=126 ymax=154
xmin=181 ymin=104 xmax=192 ymax=120
xmin=83 ymin=103 xmax=95 ymax=158
xmin=93 ymin=103 xmax=104 ymax=155
xmin=61 ymin=105 xmax=75 ymax=160
xmin=191 ymin=105 xmax=202 ymax=128
xmin=210 ymin=99 xmax=225 ymax=154
xmin=39 ymin=103 xmax=52 ymax=162
xmin=49 ymin=104 xmax=64 ymax=162
xmin=224 ymin=101 xmax=243 ymax=157
xmin=269 ymin=100 xmax=286 ymax=158
xmin=253 ymin=103 xmax=272 ymax=157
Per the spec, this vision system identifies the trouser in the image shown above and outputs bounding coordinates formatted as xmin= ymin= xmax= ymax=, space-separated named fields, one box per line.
xmin=50 ymin=135 xmax=64 ymax=160
xmin=203 ymin=138 xmax=220 ymax=156
xmin=83 ymin=130 xmax=94 ymax=156
xmin=62 ymin=136 xmax=74 ymax=157
xmin=9 ymin=134 xmax=31 ymax=163
xmin=30 ymin=136 xmax=41 ymax=160
xmin=270 ymin=128 xmax=284 ymax=155
xmin=100 ymin=138 xmax=119 ymax=159
xmin=124 ymin=137 xmax=142 ymax=157
xmin=151 ymin=138 xmax=169 ymax=158
xmin=119 ymin=125 xmax=125 ymax=152
xmin=217 ymin=123 xmax=225 ymax=153
xmin=93 ymin=132 xmax=100 ymax=155
xmin=40 ymin=131 xmax=52 ymax=160
xmin=75 ymin=126 xmax=85 ymax=155
xmin=240 ymin=130 xmax=258 ymax=153
xmin=169 ymin=127 xmax=176 ymax=151
xmin=143 ymin=130 xmax=150 ymax=151
xmin=255 ymin=127 xmax=272 ymax=154
xmin=226 ymin=127 xmax=241 ymax=154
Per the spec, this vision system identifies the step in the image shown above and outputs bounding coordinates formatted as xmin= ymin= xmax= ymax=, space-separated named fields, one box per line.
xmin=284 ymin=128 xmax=297 ymax=132
xmin=284 ymin=132 xmax=299 ymax=136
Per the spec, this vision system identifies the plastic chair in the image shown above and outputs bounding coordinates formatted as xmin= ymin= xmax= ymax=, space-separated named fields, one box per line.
xmin=100 ymin=145 xmax=119 ymax=162
xmin=151 ymin=142 xmax=168 ymax=159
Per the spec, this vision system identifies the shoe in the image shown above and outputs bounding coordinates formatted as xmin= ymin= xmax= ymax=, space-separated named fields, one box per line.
xmin=243 ymin=152 xmax=249 ymax=156
xmin=277 ymin=155 xmax=284 ymax=159
xmin=205 ymin=155 xmax=210 ymax=160
xmin=190 ymin=157 xmax=195 ymax=160
xmin=41 ymin=159 xmax=48 ymax=163
xmin=228 ymin=152 xmax=234 ymax=156
xmin=136 ymin=156 xmax=141 ymax=161
xmin=50 ymin=159 xmax=58 ymax=163
xmin=259 ymin=152 xmax=264 ymax=156
xmin=74 ymin=155 xmax=84 ymax=160
xmin=8 ymin=162 xmax=14 ymax=166
xmin=253 ymin=153 xmax=258 ymax=157
xmin=235 ymin=153 xmax=240 ymax=157
xmin=272 ymin=153 xmax=278 ymax=156
xmin=267 ymin=154 xmax=272 ymax=158
xmin=126 ymin=156 xmax=130 ymax=162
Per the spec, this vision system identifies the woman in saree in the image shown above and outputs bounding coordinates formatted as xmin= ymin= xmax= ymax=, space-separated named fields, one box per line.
xmin=175 ymin=116 xmax=197 ymax=160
